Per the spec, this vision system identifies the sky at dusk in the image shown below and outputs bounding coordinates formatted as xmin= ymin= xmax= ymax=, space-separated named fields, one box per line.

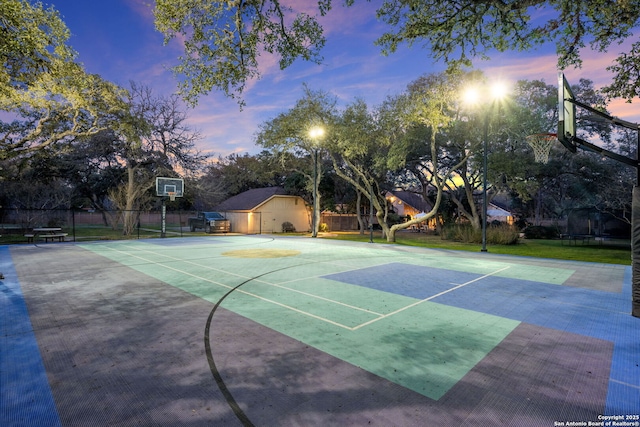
xmin=47 ymin=0 xmax=640 ymax=159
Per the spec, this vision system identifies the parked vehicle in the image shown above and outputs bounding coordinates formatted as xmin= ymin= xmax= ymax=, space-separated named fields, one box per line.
xmin=188 ymin=212 xmax=231 ymax=233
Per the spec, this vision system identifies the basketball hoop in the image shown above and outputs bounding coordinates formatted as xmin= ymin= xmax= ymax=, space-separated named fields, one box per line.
xmin=167 ymin=191 xmax=176 ymax=202
xmin=526 ymin=133 xmax=557 ymax=164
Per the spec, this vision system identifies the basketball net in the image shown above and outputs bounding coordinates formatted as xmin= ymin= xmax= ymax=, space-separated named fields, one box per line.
xmin=526 ymin=133 xmax=557 ymax=164
xmin=168 ymin=192 xmax=176 ymax=202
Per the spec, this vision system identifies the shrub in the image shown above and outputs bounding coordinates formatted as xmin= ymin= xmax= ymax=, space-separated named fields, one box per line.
xmin=282 ymin=221 xmax=295 ymax=232
xmin=442 ymin=224 xmax=480 ymax=242
xmin=319 ymin=223 xmax=329 ymax=232
xmin=489 ymin=224 xmax=520 ymax=245
xmin=442 ymin=223 xmax=519 ymax=245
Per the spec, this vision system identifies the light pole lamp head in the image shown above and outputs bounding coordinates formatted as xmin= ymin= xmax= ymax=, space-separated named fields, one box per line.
xmin=309 ymin=126 xmax=324 ymax=140
xmin=489 ymin=82 xmax=508 ymax=101
xmin=463 ymin=87 xmax=481 ymax=107
xmin=463 ymin=81 xmax=509 ymax=106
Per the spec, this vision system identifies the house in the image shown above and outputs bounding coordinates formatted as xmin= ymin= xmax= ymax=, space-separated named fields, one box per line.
xmin=386 ymin=191 xmax=433 ymax=217
xmin=487 ymin=202 xmax=514 ymax=225
xmin=214 ymin=187 xmax=309 ymax=234
xmin=386 ymin=190 xmax=438 ymax=231
xmin=387 ymin=190 xmax=515 ymax=229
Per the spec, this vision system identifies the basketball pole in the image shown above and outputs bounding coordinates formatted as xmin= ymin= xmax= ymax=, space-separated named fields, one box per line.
xmin=161 ymin=197 xmax=167 ymax=238
xmin=632 ymin=128 xmax=640 ymax=317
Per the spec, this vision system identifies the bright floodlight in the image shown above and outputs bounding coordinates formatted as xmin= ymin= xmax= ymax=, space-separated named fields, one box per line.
xmin=464 ymin=82 xmax=508 ymax=106
xmin=463 ymin=87 xmax=481 ymax=106
xmin=490 ymin=82 xmax=508 ymax=100
xmin=309 ymin=126 xmax=324 ymax=139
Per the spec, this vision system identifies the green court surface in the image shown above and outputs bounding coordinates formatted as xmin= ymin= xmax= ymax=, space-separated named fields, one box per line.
xmin=2 ymin=235 xmax=638 ymax=426
xmin=84 ymin=238 xmax=523 ymax=400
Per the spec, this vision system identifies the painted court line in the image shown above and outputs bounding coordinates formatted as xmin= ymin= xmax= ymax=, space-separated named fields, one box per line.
xmin=98 ymin=243 xmax=388 ymax=317
xmin=610 ymin=379 xmax=640 ymax=390
xmin=92 ymin=244 xmax=510 ymax=333
xmin=95 ymin=245 xmax=362 ymax=330
xmin=351 ymin=266 xmax=511 ymax=331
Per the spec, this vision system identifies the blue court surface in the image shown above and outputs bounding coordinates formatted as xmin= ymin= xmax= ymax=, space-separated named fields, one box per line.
xmin=1 ymin=236 xmax=639 ymax=426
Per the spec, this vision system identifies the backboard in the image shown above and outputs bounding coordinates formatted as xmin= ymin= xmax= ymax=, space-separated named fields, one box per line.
xmin=557 ymin=72 xmax=577 ymax=153
xmin=156 ymin=177 xmax=184 ymax=198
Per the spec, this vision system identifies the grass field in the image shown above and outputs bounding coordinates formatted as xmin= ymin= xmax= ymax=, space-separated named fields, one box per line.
xmin=1 ymin=224 xmax=631 ymax=265
xmin=321 ymin=231 xmax=632 ymax=265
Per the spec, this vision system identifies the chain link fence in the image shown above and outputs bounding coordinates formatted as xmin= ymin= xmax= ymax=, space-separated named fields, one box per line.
xmin=0 ymin=208 xmax=199 ymax=244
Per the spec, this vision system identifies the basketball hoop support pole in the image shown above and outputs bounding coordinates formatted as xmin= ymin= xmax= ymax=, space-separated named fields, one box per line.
xmin=161 ymin=198 xmax=166 ymax=238
xmin=632 ymin=129 xmax=640 ymax=317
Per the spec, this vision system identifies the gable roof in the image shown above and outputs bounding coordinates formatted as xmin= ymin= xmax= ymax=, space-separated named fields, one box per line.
xmin=214 ymin=187 xmax=292 ymax=211
xmin=389 ymin=191 xmax=432 ymax=213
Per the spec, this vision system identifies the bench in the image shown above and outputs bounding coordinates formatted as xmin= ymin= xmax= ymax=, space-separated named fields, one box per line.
xmin=25 ymin=233 xmax=68 ymax=243
xmin=41 ymin=233 xmax=68 ymax=242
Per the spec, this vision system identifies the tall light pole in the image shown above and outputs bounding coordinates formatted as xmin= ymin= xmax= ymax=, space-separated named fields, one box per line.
xmin=309 ymin=126 xmax=324 ymax=238
xmin=464 ymin=83 xmax=508 ymax=252
xmin=481 ymin=113 xmax=490 ymax=252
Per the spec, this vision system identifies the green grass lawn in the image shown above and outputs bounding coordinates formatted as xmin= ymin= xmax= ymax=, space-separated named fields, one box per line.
xmin=320 ymin=231 xmax=631 ymax=265
xmin=2 ymin=224 xmax=631 ymax=265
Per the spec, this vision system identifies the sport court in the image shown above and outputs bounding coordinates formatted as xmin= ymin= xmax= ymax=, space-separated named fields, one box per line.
xmin=1 ymin=235 xmax=639 ymax=426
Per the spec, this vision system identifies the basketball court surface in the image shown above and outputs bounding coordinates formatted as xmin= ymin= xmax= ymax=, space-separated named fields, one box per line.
xmin=1 ymin=235 xmax=639 ymax=426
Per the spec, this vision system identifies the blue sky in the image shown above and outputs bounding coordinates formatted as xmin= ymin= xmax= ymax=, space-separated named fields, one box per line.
xmin=48 ymin=0 xmax=639 ymax=158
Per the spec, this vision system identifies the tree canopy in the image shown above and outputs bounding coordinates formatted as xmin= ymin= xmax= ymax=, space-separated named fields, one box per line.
xmin=1 ymin=0 xmax=126 ymax=160
xmin=154 ymin=0 xmax=327 ymax=106
xmin=0 ymin=0 xmax=76 ymax=93
xmin=154 ymin=0 xmax=640 ymax=104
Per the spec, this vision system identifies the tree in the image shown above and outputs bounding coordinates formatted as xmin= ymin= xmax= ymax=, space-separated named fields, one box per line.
xmin=255 ymin=86 xmax=336 ymax=236
xmin=1 ymin=61 xmax=127 ymax=160
xmin=154 ymin=0 xmax=640 ymax=104
xmin=327 ymin=71 xmax=469 ymax=242
xmin=383 ymin=71 xmax=470 ymax=241
xmin=1 ymin=0 xmax=75 ymax=92
xmin=204 ymin=151 xmax=286 ymax=197
xmin=1 ymin=1 xmax=127 ymax=160
xmin=374 ymin=0 xmax=640 ymax=99
xmin=154 ymin=0 xmax=327 ymax=106
xmin=108 ymin=83 xmax=205 ymax=235
xmin=328 ymin=98 xmax=393 ymax=236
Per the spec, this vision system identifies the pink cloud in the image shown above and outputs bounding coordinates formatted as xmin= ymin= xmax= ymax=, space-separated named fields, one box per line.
xmin=481 ymin=43 xmax=640 ymax=124
xmin=123 ymin=0 xmax=155 ymax=22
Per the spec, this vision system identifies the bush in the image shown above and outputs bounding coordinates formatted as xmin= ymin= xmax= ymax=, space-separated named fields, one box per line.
xmin=319 ymin=223 xmax=329 ymax=232
xmin=441 ymin=224 xmax=480 ymax=242
xmin=282 ymin=221 xmax=295 ymax=232
xmin=490 ymin=224 xmax=520 ymax=245
xmin=442 ymin=223 xmax=519 ymax=245
xmin=523 ymin=225 xmax=558 ymax=239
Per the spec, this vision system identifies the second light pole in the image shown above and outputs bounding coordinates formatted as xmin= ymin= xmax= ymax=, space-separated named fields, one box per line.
xmin=309 ymin=126 xmax=324 ymax=238
xmin=464 ymin=83 xmax=508 ymax=252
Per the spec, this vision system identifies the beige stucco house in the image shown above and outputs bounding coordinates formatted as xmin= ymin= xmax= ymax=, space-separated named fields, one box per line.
xmin=214 ymin=187 xmax=309 ymax=234
xmin=386 ymin=190 xmax=439 ymax=231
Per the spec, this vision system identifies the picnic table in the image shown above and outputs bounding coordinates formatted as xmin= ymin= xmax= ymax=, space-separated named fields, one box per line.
xmin=25 ymin=228 xmax=68 ymax=243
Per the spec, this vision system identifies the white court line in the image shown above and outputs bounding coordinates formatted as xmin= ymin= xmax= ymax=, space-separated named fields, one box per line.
xmin=99 ymin=243 xmax=387 ymax=317
xmin=107 ymin=242 xmax=382 ymax=316
xmin=351 ymin=266 xmax=511 ymax=331
xmin=94 ymin=244 xmax=509 ymax=332
xmin=610 ymin=379 xmax=640 ymax=390
xmin=97 ymin=245 xmax=364 ymax=329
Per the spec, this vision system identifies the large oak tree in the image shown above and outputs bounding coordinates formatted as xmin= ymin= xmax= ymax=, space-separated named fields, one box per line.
xmin=154 ymin=0 xmax=640 ymax=104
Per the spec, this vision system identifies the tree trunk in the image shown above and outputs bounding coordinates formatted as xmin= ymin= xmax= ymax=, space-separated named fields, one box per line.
xmin=122 ymin=165 xmax=137 ymax=235
xmin=356 ymin=190 xmax=365 ymax=235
